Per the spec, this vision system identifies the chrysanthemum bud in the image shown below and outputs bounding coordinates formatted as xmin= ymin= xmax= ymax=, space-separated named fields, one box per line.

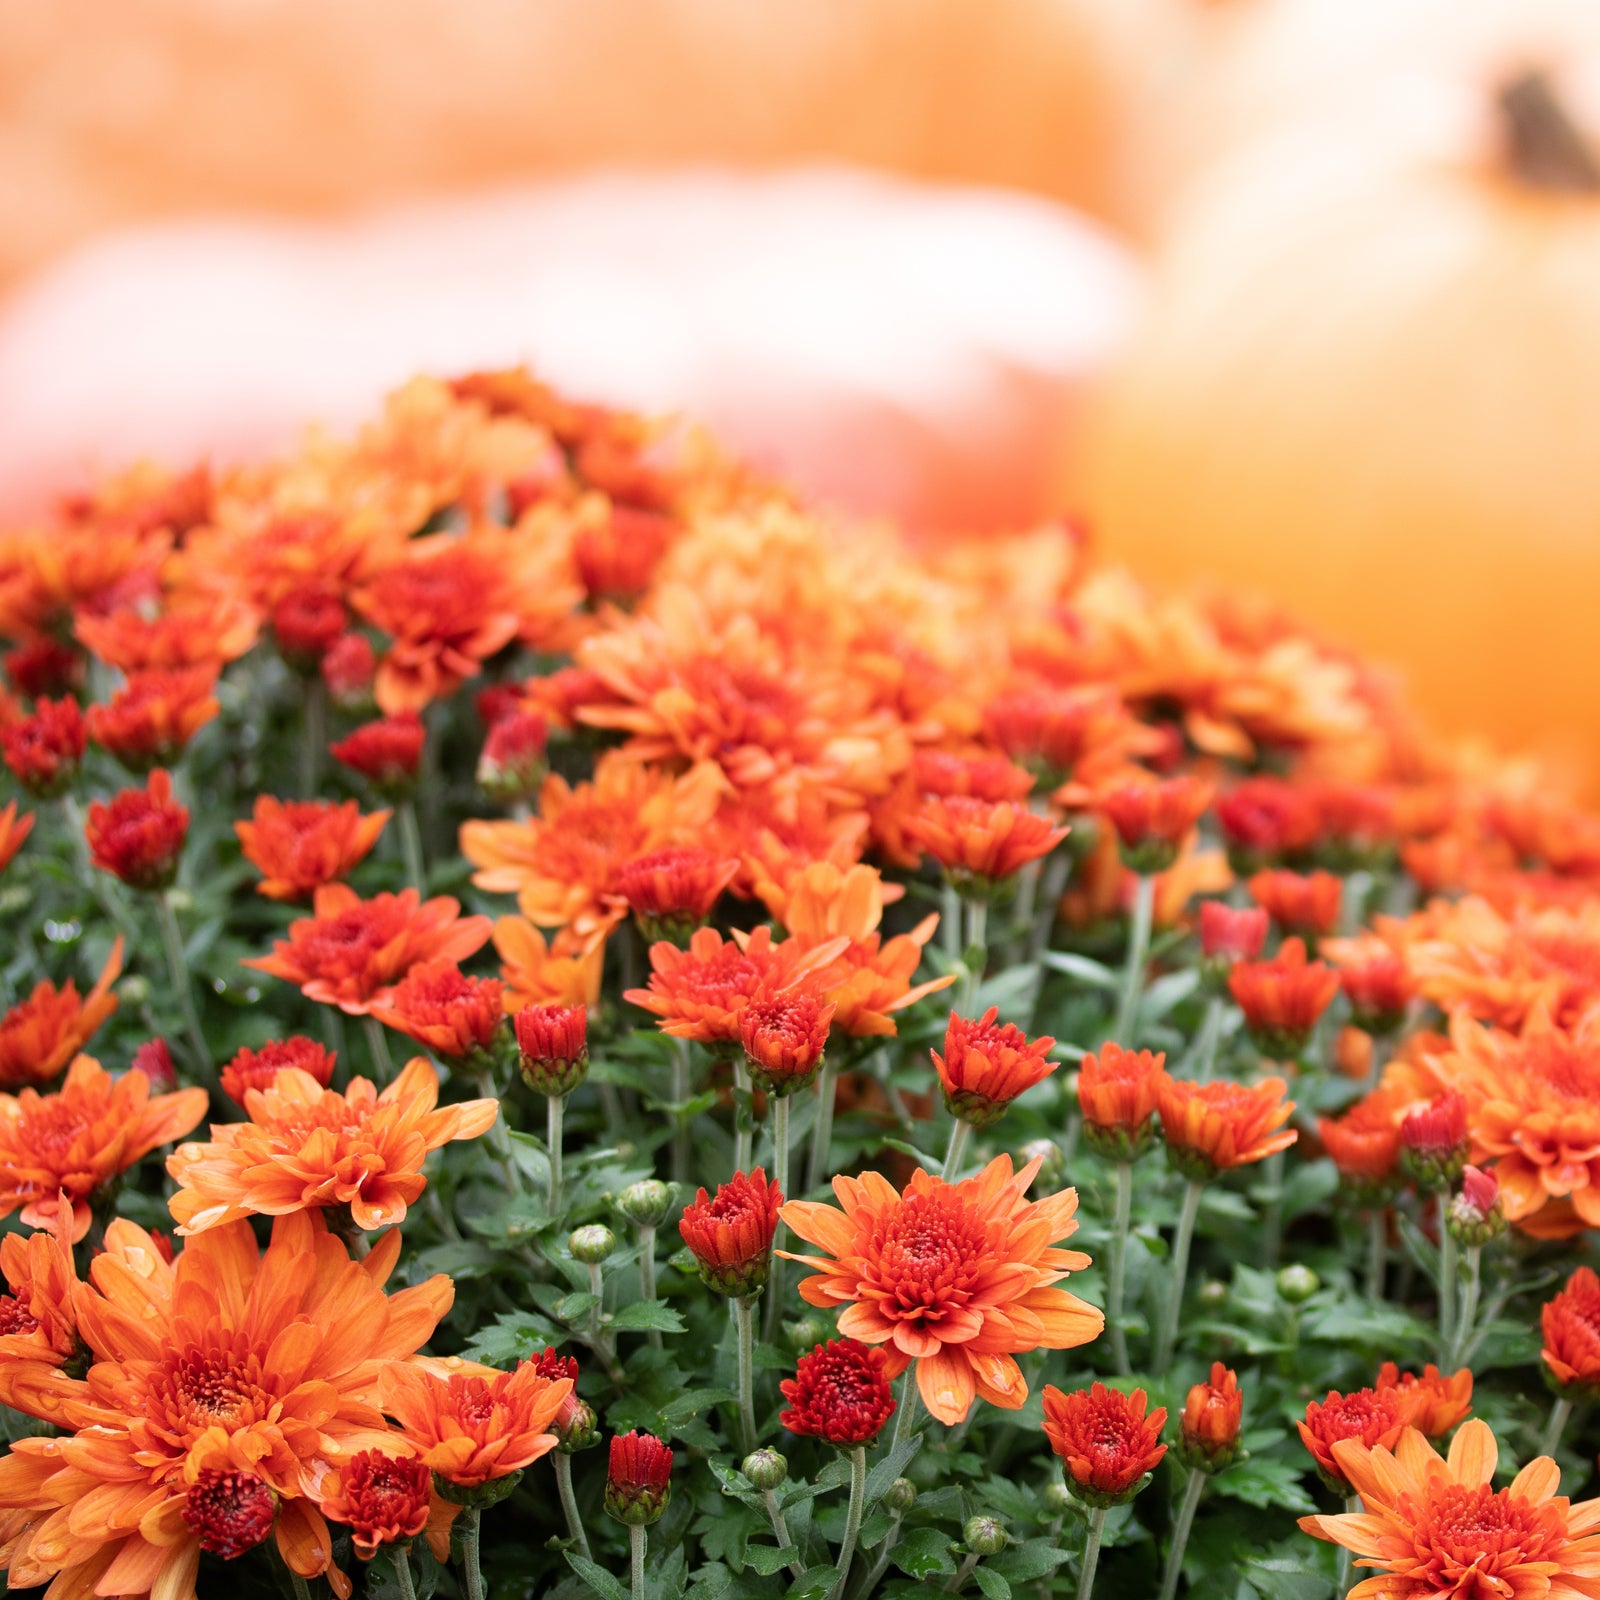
xmin=618 ymin=847 xmax=740 ymax=943
xmin=558 ymin=1399 xmax=600 ymax=1455
xmin=1447 ymin=1164 xmax=1506 ymax=1247
xmin=678 ymin=1170 xmax=781 ymax=1299
xmin=742 ymin=1449 xmax=788 ymax=1492
xmin=1276 ymin=1265 xmax=1320 ymax=1304
xmin=964 ymin=1517 xmax=1008 ymax=1557
xmin=477 ymin=710 xmax=548 ymax=804
xmin=741 ymin=990 xmax=834 ymax=1097
xmin=85 ymin=770 xmax=188 ymax=891
xmin=321 ymin=632 xmax=377 ymax=711
xmin=1397 ymin=1093 xmax=1469 ymax=1191
xmin=614 ymin=1178 xmax=675 ymax=1229
xmin=785 ymin=1316 xmax=828 ymax=1354
xmin=330 ymin=712 xmax=423 ymax=798
xmin=1098 ymin=775 xmax=1212 ymax=874
xmin=605 ymin=1431 xmax=673 ymax=1526
xmin=1198 ymin=1278 xmax=1229 ymax=1309
xmin=569 ymin=1225 xmax=616 ymax=1265
xmin=1042 ymin=1383 xmax=1167 ymax=1509
xmin=1019 ymin=1138 xmax=1067 ymax=1192
xmin=1178 ymin=1363 xmax=1244 ymax=1474
xmin=934 ymin=1008 xmax=1058 ymax=1129
xmin=1041 ymin=1481 xmax=1074 ymax=1516
xmin=515 ymin=1004 xmax=589 ymax=1097
xmin=885 ymin=1478 xmax=918 ymax=1515
xmin=130 ymin=1038 xmax=177 ymax=1093
xmin=1077 ymin=1042 xmax=1165 ymax=1162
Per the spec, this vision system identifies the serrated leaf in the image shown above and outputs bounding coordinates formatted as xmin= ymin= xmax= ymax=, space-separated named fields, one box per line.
xmin=865 ymin=1433 xmax=922 ymax=1508
xmin=893 ymin=1526 xmax=958 ymax=1579
xmin=567 ymin=1554 xmax=633 ymax=1600
xmin=554 ymin=1291 xmax=601 ymax=1322
xmin=743 ymin=1545 xmax=800 ymax=1577
xmin=611 ymin=1301 xmax=689 ymax=1334
xmin=1240 ymin=1558 xmax=1334 ymax=1600
xmin=1209 ymin=1456 xmax=1317 ymax=1516
xmin=972 ymin=1567 xmax=1011 ymax=1600
xmin=785 ymin=1564 xmax=839 ymax=1600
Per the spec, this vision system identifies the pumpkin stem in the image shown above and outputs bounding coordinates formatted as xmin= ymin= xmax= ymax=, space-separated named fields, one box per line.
xmin=1499 ymin=69 xmax=1600 ymax=194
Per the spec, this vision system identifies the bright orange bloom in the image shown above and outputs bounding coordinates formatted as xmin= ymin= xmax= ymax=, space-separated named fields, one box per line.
xmin=1298 ymin=1420 xmax=1600 ymax=1600
xmin=1180 ymin=1363 xmax=1243 ymax=1471
xmin=984 ymin=682 xmax=1133 ymax=785
xmin=1227 ymin=937 xmax=1340 ymax=1057
xmin=679 ymin=1169 xmax=783 ymax=1298
xmin=85 ymin=666 xmax=219 ymax=770
xmin=0 ymin=801 xmax=34 ymax=874
xmin=85 ymin=767 xmax=188 ymax=890
xmin=243 ymin=883 xmax=493 ymax=1015
xmin=0 ymin=1205 xmax=82 ymax=1393
xmin=167 ymin=1055 xmax=498 ymax=1234
xmin=1157 ymin=1075 xmax=1298 ymax=1177
xmin=902 ymin=795 xmax=1068 ymax=889
xmin=1076 ymin=1042 xmax=1168 ymax=1153
xmin=1042 ymin=1383 xmax=1167 ymax=1506
xmin=368 ymin=960 xmax=505 ymax=1063
xmin=1542 ymin=1267 xmax=1600 ymax=1395
xmin=493 ymin=916 xmax=607 ymax=1010
xmin=380 ymin=1357 xmax=573 ymax=1488
xmin=1375 ymin=1364 xmax=1473 ymax=1440
xmin=780 ymin=1153 xmax=1103 ymax=1424
xmin=220 ymin=1036 xmax=336 ymax=1105
xmin=1247 ymin=868 xmax=1343 ymax=939
xmin=0 ymin=1054 xmax=206 ymax=1239
xmin=318 ymin=1449 xmax=435 ymax=1561
xmin=625 ymin=925 xmax=847 ymax=1050
xmin=0 ymin=936 xmax=122 ymax=1090
xmin=740 ymin=990 xmax=834 ymax=1093
xmin=617 ymin=846 xmax=741 ymax=939
xmin=1299 ymin=1386 xmax=1420 ymax=1490
xmin=74 ymin=595 xmax=260 ymax=670
xmin=1097 ymin=774 xmax=1214 ymax=872
xmin=932 ymin=1007 xmax=1057 ymax=1128
xmin=235 ymin=796 xmax=391 ymax=901
xmin=0 ymin=1211 xmax=454 ymax=1597
xmin=1318 ymin=1082 xmax=1414 ymax=1195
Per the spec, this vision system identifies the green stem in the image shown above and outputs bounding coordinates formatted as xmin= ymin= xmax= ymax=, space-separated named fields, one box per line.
xmin=156 ymin=889 xmax=213 ymax=1086
xmin=547 ymin=1092 xmax=565 ymax=1213
xmin=946 ymin=1554 xmax=980 ymax=1593
xmin=961 ymin=897 xmax=988 ymax=1012
xmin=733 ymin=1058 xmax=755 ymax=1174
xmin=734 ymin=1295 xmax=759 ymax=1454
xmin=1436 ymin=1192 xmax=1457 ymax=1357
xmin=764 ymin=1094 xmax=792 ymax=1343
xmin=1446 ymin=1245 xmax=1481 ymax=1371
xmin=1541 ymin=1395 xmax=1574 ymax=1459
xmin=554 ymin=1450 xmax=591 ymax=1559
xmin=1154 ymin=1179 xmax=1203 ymax=1376
xmin=853 ymin=1514 xmax=906 ymax=1600
xmin=391 ymin=1544 xmax=419 ymax=1600
xmin=806 ymin=1054 xmax=840 ymax=1192
xmin=763 ymin=1488 xmax=805 ymax=1581
xmin=362 ymin=1012 xmax=395 ymax=1080
xmin=1260 ymin=1148 xmax=1286 ymax=1271
xmin=890 ymin=1368 xmax=922 ymax=1457
xmin=300 ymin=677 xmax=326 ymax=797
xmin=1076 ymin=1506 xmax=1107 ymax=1600
xmin=671 ymin=1037 xmax=692 ymax=1186
xmin=1190 ymin=996 xmax=1224 ymax=1084
xmin=291 ymin=1576 xmax=314 ymax=1600
xmin=462 ymin=1507 xmax=485 ymax=1600
xmin=1158 ymin=1468 xmax=1206 ymax=1600
xmin=1365 ymin=1209 xmax=1387 ymax=1301
xmin=1112 ymin=874 xmax=1155 ymax=1045
xmin=942 ymin=883 xmax=962 ymax=962
xmin=1027 ymin=850 xmax=1072 ymax=962
xmin=630 ymin=1524 xmax=647 ymax=1600
xmin=1335 ymin=1497 xmax=1358 ymax=1595
xmin=943 ymin=1119 xmax=972 ymax=1182
xmin=397 ymin=796 xmax=427 ymax=891
xmin=828 ymin=1446 xmax=868 ymax=1600
xmin=1107 ymin=1162 xmax=1134 ymax=1376
xmin=639 ymin=1224 xmax=661 ymax=1349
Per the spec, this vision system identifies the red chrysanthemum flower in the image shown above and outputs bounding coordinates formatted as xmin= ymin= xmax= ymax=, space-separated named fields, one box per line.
xmin=1227 ymin=938 xmax=1340 ymax=1058
xmin=1042 ymin=1382 xmax=1167 ymax=1506
xmin=221 ymin=1036 xmax=336 ymax=1105
xmin=1198 ymin=902 xmax=1270 ymax=965
xmin=242 ymin=883 xmax=493 ymax=1015
xmin=902 ymin=795 xmax=1068 ymax=890
xmin=235 ymin=795 xmax=391 ymax=902
xmin=85 ymin=768 xmax=188 ymax=890
xmin=477 ymin=709 xmax=549 ymax=804
xmin=573 ymin=504 xmax=677 ymax=602
xmin=1180 ymin=1363 xmax=1243 ymax=1472
xmin=130 ymin=1037 xmax=176 ymax=1092
xmin=272 ymin=587 xmax=348 ymax=669
xmin=369 ymin=959 xmax=505 ymax=1065
xmin=932 ymin=1007 xmax=1057 ymax=1129
xmin=1247 ymin=868 xmax=1343 ymax=940
xmin=4 ymin=637 xmax=83 ymax=700
xmin=1398 ymin=1092 xmax=1469 ymax=1190
xmin=1157 ymin=1075 xmax=1298 ymax=1178
xmin=617 ymin=847 xmax=741 ymax=942
xmin=740 ymin=989 xmax=835 ymax=1095
xmin=531 ymin=1347 xmax=588 ymax=1439
xmin=1375 ymin=1363 xmax=1473 ymax=1440
xmin=322 ymin=632 xmax=377 ymax=708
xmin=911 ymin=748 xmax=1036 ymax=804
xmin=85 ymin=666 xmax=219 ymax=770
xmin=1298 ymin=1385 xmax=1418 ymax=1490
xmin=1214 ymin=777 xmax=1321 ymax=867
xmin=983 ymin=683 xmax=1128 ymax=785
xmin=1336 ymin=944 xmax=1417 ymax=1033
xmin=319 ymin=1450 xmax=433 ymax=1560
xmin=1076 ymin=1041 xmax=1167 ymax=1160
xmin=679 ymin=1169 xmax=783 ymax=1299
xmin=182 ymin=1468 xmax=277 ymax=1560
xmin=2 ymin=695 xmax=86 ymax=798
xmin=1542 ymin=1267 xmax=1600 ymax=1397
xmin=1097 ymin=775 xmax=1213 ymax=873
xmin=330 ymin=712 xmax=425 ymax=795
xmin=780 ymin=1340 xmax=897 ymax=1448
xmin=514 ymin=1003 xmax=589 ymax=1096
xmin=605 ymin=1431 xmax=673 ymax=1526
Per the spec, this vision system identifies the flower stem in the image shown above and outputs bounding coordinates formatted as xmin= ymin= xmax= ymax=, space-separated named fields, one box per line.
xmin=1154 ymin=1179 xmax=1203 ymax=1376
xmin=828 ymin=1446 xmax=868 ymax=1600
xmin=961 ymin=897 xmax=988 ymax=1012
xmin=1541 ymin=1395 xmax=1574 ymax=1459
xmin=806 ymin=1054 xmax=839 ymax=1192
xmin=1106 ymin=1161 xmax=1134 ymax=1376
xmin=942 ymin=1118 xmax=971 ymax=1182
xmin=1365 ymin=1208 xmax=1387 ymax=1301
xmin=1076 ymin=1506 xmax=1107 ymax=1600
xmin=391 ymin=1545 xmax=419 ymax=1600
xmin=547 ymin=1092 xmax=565 ymax=1213
xmin=942 ymin=884 xmax=962 ymax=961
xmin=554 ymin=1450 xmax=591 ymax=1559
xmin=1335 ymin=1497 xmax=1358 ymax=1595
xmin=763 ymin=1488 xmax=805 ymax=1581
xmin=461 ymin=1507 xmax=485 ymax=1600
xmin=638 ymin=1224 xmax=661 ymax=1349
xmin=300 ymin=677 xmax=326 ymax=797
xmin=735 ymin=1295 xmax=758 ymax=1455
xmin=946 ymin=1553 xmax=980 ymax=1592
xmin=890 ymin=1368 xmax=922 ymax=1456
xmin=1436 ymin=1191 xmax=1457 ymax=1357
xmin=290 ymin=1576 xmax=313 ymax=1600
xmin=630 ymin=1524 xmax=647 ymax=1600
xmin=1446 ymin=1244 xmax=1482 ymax=1371
xmin=1190 ymin=996 xmax=1224 ymax=1084
xmin=852 ymin=1511 xmax=906 ymax=1600
xmin=764 ymin=1094 xmax=792 ymax=1343
xmin=397 ymin=797 xmax=427 ymax=891
xmin=1112 ymin=873 xmax=1155 ymax=1046
xmin=733 ymin=1057 xmax=755 ymax=1174
xmin=1158 ymin=1468 xmax=1206 ymax=1600
xmin=671 ymin=1037 xmax=692 ymax=1186
xmin=156 ymin=888 xmax=212 ymax=1087
xmin=1028 ymin=849 xmax=1072 ymax=962
xmin=1260 ymin=1148 xmax=1286 ymax=1271
xmin=362 ymin=1012 xmax=395 ymax=1080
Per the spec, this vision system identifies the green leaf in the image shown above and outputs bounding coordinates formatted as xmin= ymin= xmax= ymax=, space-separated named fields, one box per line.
xmin=1140 ymin=968 xmax=1199 ymax=1023
xmin=989 ymin=1541 xmax=1072 ymax=1584
xmin=660 ymin=1388 xmax=738 ymax=1425
xmin=1240 ymin=1558 xmax=1334 ymax=1600
xmin=785 ymin=1565 xmax=839 ymax=1600
xmin=1279 ymin=1159 xmax=1339 ymax=1221
xmin=1210 ymin=1456 xmax=1316 ymax=1516
xmin=567 ymin=1554 xmax=633 ymax=1600
xmin=554 ymin=1291 xmax=601 ymax=1322
xmin=744 ymin=1545 xmax=800 ymax=1577
xmin=865 ymin=1433 xmax=923 ymax=1508
xmin=611 ymin=1301 xmax=689 ymax=1334
xmin=1040 ymin=951 xmax=1119 ymax=989
xmin=459 ymin=1309 xmax=566 ymax=1368
xmin=893 ymin=1526 xmax=958 ymax=1580
xmin=972 ymin=1567 xmax=1011 ymax=1600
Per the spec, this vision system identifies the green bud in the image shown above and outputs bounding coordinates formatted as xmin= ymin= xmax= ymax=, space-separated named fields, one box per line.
xmin=1276 ymin=1264 xmax=1320 ymax=1304
xmin=1019 ymin=1139 xmax=1067 ymax=1192
xmin=119 ymin=974 xmax=152 ymax=1006
xmin=1042 ymin=1481 xmax=1074 ymax=1515
xmin=433 ymin=1467 xmax=523 ymax=1508
xmin=742 ymin=1449 xmax=788 ymax=1492
xmin=1198 ymin=1278 xmax=1229 ymax=1309
xmin=785 ymin=1316 xmax=828 ymax=1354
xmin=165 ymin=887 xmax=195 ymax=916
xmin=963 ymin=1517 xmax=1008 ymax=1557
xmin=884 ymin=1478 xmax=917 ymax=1515
xmin=558 ymin=1399 xmax=599 ymax=1455
xmin=570 ymin=1225 xmax=616 ymax=1265
xmin=614 ymin=1179 xmax=675 ymax=1229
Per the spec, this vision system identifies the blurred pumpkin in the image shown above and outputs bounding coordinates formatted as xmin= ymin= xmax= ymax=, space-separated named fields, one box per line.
xmin=1079 ymin=67 xmax=1600 ymax=783
xmin=0 ymin=167 xmax=1140 ymax=534
xmin=0 ymin=0 xmax=1178 ymax=292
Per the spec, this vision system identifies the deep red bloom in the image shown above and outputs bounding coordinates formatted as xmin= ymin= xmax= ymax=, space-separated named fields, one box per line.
xmin=476 ymin=684 xmax=524 ymax=728
xmin=573 ymin=505 xmax=676 ymax=601
xmin=2 ymin=696 xmax=86 ymax=797
xmin=1227 ymin=938 xmax=1339 ymax=1057
xmin=1298 ymin=1387 xmax=1417 ymax=1490
xmin=181 ymin=1468 xmax=277 ymax=1560
xmin=320 ymin=1450 xmax=431 ymax=1560
xmin=1542 ymin=1268 xmax=1600 ymax=1396
xmin=1097 ymin=776 xmax=1213 ymax=872
xmin=605 ymin=1432 xmax=673 ymax=1525
xmin=330 ymin=712 xmax=425 ymax=794
xmin=5 ymin=637 xmax=82 ymax=700
xmin=130 ymin=1038 xmax=176 ymax=1093
xmin=679 ymin=1169 xmax=783 ymax=1298
xmin=1042 ymin=1383 xmax=1167 ymax=1506
xmin=85 ymin=768 xmax=188 ymax=889
xmin=617 ymin=847 xmax=740 ymax=940
xmin=780 ymin=1340 xmax=897 ymax=1447
xmin=321 ymin=633 xmax=377 ymax=707
xmin=477 ymin=710 xmax=548 ymax=803
xmin=1215 ymin=778 xmax=1321 ymax=865
xmin=932 ymin=1007 xmax=1057 ymax=1128
xmin=1247 ymin=869 xmax=1343 ymax=939
xmin=532 ymin=1347 xmax=586 ymax=1437
xmin=86 ymin=666 xmax=219 ymax=769
xmin=514 ymin=1003 xmax=589 ymax=1096
xmin=1459 ymin=1164 xmax=1499 ymax=1218
xmin=272 ymin=587 xmax=348 ymax=668
xmin=1338 ymin=950 xmax=1416 ymax=1033
xmin=370 ymin=959 xmax=505 ymax=1063
xmin=740 ymin=990 xmax=835 ymax=1094
xmin=1399 ymin=1093 xmax=1469 ymax=1189
xmin=221 ymin=1037 xmax=337 ymax=1105
xmin=1180 ymin=1363 xmax=1243 ymax=1471
xmin=1198 ymin=902 xmax=1269 ymax=965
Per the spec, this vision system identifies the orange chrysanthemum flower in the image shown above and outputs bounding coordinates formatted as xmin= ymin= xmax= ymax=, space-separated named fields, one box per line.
xmin=1298 ymin=1420 xmax=1600 ymax=1600
xmin=984 ymin=682 xmax=1132 ymax=786
xmin=1157 ymin=1075 xmax=1298 ymax=1178
xmin=0 ymin=936 xmax=122 ymax=1090
xmin=318 ymin=1449 xmax=437 ymax=1561
xmin=1228 ymin=938 xmax=1340 ymax=1058
xmin=617 ymin=846 xmax=741 ymax=941
xmin=0 ymin=800 xmax=34 ymax=875
xmin=167 ymin=1055 xmax=498 ymax=1234
xmin=1042 ymin=1382 xmax=1167 ymax=1506
xmin=380 ymin=1357 xmax=573 ymax=1488
xmin=1375 ymin=1364 xmax=1473 ymax=1440
xmin=85 ymin=666 xmax=220 ymax=770
xmin=74 ymin=595 xmax=260 ymax=671
xmin=1318 ymin=1083 xmax=1414 ymax=1198
xmin=220 ymin=1036 xmax=336 ymax=1105
xmin=1180 ymin=1362 xmax=1244 ymax=1471
xmin=493 ymin=917 xmax=607 ymax=1010
xmin=1247 ymin=868 xmax=1343 ymax=940
xmin=0 ymin=1212 xmax=454 ymax=1598
xmin=1076 ymin=1041 xmax=1168 ymax=1159
xmin=1298 ymin=1385 xmax=1419 ymax=1491
xmin=932 ymin=1007 xmax=1057 ymax=1129
xmin=235 ymin=795 xmax=391 ymax=901
xmin=0 ymin=1204 xmax=82 ymax=1391
xmin=243 ymin=884 xmax=493 ymax=1015
xmin=780 ymin=1153 xmax=1103 ymax=1424
xmin=1542 ymin=1267 xmax=1600 ymax=1396
xmin=740 ymin=989 xmax=834 ymax=1093
xmin=1097 ymin=774 xmax=1214 ymax=873
xmin=368 ymin=959 xmax=506 ymax=1064
xmin=0 ymin=1054 xmax=206 ymax=1239
xmin=680 ymin=1168 xmax=784 ymax=1299
xmin=902 ymin=795 xmax=1069 ymax=891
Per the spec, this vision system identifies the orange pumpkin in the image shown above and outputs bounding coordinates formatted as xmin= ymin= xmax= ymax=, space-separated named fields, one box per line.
xmin=1079 ymin=66 xmax=1600 ymax=783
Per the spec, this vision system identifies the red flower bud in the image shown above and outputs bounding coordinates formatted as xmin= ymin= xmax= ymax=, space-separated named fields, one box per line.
xmin=679 ymin=1169 xmax=782 ymax=1299
xmin=514 ymin=1004 xmax=589 ymax=1097
xmin=2 ymin=696 xmax=86 ymax=798
xmin=1198 ymin=902 xmax=1269 ymax=965
xmin=779 ymin=1340 xmax=896 ymax=1448
xmin=1042 ymin=1382 xmax=1167 ymax=1507
xmin=740 ymin=990 xmax=834 ymax=1096
xmin=85 ymin=769 xmax=188 ymax=890
xmin=221 ymin=1036 xmax=337 ymax=1104
xmin=1179 ymin=1363 xmax=1243 ymax=1472
xmin=605 ymin=1431 xmax=673 ymax=1525
xmin=933 ymin=1007 xmax=1057 ymax=1129
xmin=330 ymin=713 xmax=424 ymax=795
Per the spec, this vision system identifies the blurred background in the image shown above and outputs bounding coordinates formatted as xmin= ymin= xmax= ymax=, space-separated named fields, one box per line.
xmin=2 ymin=0 xmax=1598 ymax=777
